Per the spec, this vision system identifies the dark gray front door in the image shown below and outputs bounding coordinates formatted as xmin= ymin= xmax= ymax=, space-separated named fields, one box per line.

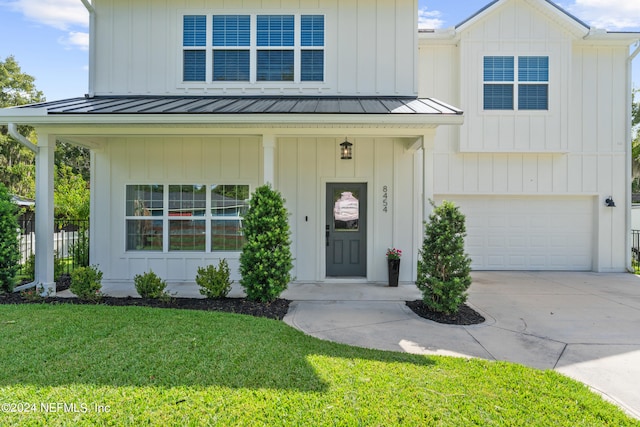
xmin=326 ymin=183 xmax=367 ymax=277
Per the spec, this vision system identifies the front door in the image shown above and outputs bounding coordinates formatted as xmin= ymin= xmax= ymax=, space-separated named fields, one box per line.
xmin=326 ymin=183 xmax=367 ymax=277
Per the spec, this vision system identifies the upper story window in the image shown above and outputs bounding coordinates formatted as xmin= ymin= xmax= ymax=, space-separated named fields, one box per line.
xmin=182 ymin=14 xmax=325 ymax=84
xmin=483 ymin=56 xmax=548 ymax=111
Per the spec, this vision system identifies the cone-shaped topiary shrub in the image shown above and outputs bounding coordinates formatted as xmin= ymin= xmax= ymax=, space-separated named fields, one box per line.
xmin=239 ymin=184 xmax=293 ymax=302
xmin=0 ymin=183 xmax=20 ymax=293
xmin=416 ymin=200 xmax=472 ymax=315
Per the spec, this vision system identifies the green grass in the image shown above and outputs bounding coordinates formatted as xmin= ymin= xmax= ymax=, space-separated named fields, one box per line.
xmin=0 ymin=304 xmax=637 ymax=426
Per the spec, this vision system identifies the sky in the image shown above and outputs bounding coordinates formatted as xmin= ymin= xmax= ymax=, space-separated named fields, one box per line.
xmin=0 ymin=0 xmax=639 ymax=101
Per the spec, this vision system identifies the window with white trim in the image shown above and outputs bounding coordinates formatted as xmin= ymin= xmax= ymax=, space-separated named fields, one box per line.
xmin=483 ymin=56 xmax=549 ymax=111
xmin=126 ymin=184 xmax=249 ymax=252
xmin=181 ymin=14 xmax=325 ymax=83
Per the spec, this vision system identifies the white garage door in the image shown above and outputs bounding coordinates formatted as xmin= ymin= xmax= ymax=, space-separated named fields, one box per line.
xmin=440 ymin=196 xmax=594 ymax=271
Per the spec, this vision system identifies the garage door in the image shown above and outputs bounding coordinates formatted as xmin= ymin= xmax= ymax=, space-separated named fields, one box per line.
xmin=438 ymin=196 xmax=594 ymax=271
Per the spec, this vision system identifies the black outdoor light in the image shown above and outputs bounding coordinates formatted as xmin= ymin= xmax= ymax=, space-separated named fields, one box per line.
xmin=340 ymin=139 xmax=353 ymax=160
xmin=605 ymin=196 xmax=616 ymax=207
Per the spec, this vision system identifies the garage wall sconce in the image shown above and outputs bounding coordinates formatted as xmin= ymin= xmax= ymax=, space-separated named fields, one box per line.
xmin=340 ymin=139 xmax=353 ymax=160
xmin=605 ymin=196 xmax=616 ymax=207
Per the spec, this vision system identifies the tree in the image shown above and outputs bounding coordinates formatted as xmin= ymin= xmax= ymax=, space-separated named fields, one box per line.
xmin=239 ymin=184 xmax=293 ymax=302
xmin=416 ymin=200 xmax=472 ymax=315
xmin=0 ymin=56 xmax=44 ymax=198
xmin=54 ymin=164 xmax=90 ymax=221
xmin=632 ymin=89 xmax=640 ymax=192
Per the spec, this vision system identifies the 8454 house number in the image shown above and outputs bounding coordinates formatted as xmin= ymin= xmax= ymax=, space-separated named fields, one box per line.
xmin=382 ymin=186 xmax=389 ymax=212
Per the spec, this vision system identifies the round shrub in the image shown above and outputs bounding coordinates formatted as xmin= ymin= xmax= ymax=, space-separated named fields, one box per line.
xmin=134 ymin=270 xmax=167 ymax=299
xmin=70 ymin=265 xmax=103 ymax=301
xmin=196 ymin=259 xmax=233 ymax=299
xmin=239 ymin=184 xmax=293 ymax=303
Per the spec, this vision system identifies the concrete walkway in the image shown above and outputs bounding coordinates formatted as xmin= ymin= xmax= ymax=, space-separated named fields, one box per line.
xmin=94 ymin=271 xmax=640 ymax=418
xmin=281 ymin=272 xmax=640 ymax=419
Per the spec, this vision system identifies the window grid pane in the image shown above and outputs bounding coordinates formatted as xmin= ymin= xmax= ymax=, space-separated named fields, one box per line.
xmin=257 ymin=15 xmax=294 ymax=47
xmin=484 ymin=84 xmax=514 ymax=110
xmin=484 ymin=56 xmax=514 ymax=82
xmin=126 ymin=185 xmax=163 ymax=217
xmin=257 ymin=50 xmax=294 ymax=81
xmin=518 ymin=56 xmax=549 ymax=82
xmin=213 ymin=50 xmax=250 ymax=81
xmin=301 ymin=50 xmax=324 ymax=81
xmin=211 ymin=185 xmax=250 ymax=216
xmin=183 ymin=15 xmax=206 ymax=47
xmin=169 ymin=220 xmax=206 ymax=251
xmin=168 ymin=185 xmax=206 ymax=216
xmin=519 ymin=84 xmax=548 ymax=110
xmin=127 ymin=219 xmax=163 ymax=251
xmin=213 ymin=15 xmax=250 ymax=47
xmin=301 ymin=15 xmax=324 ymax=47
xmin=211 ymin=220 xmax=246 ymax=251
xmin=184 ymin=50 xmax=206 ymax=81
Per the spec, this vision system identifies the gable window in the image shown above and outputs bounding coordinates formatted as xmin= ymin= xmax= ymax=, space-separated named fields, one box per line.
xmin=182 ymin=14 xmax=325 ymax=84
xmin=126 ymin=184 xmax=249 ymax=252
xmin=483 ymin=56 xmax=548 ymax=111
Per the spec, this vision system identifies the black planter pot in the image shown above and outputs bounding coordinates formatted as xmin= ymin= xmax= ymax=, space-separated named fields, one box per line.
xmin=388 ymin=258 xmax=400 ymax=287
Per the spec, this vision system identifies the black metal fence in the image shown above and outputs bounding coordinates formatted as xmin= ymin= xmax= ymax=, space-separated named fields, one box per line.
xmin=17 ymin=219 xmax=90 ymax=278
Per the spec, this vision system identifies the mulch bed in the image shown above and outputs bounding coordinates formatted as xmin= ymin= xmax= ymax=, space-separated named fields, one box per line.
xmin=5 ymin=276 xmax=484 ymax=325
xmin=0 ymin=291 xmax=290 ymax=321
xmin=406 ymin=300 xmax=485 ymax=325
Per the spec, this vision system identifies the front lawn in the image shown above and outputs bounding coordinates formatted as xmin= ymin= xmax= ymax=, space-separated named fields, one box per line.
xmin=0 ymin=304 xmax=637 ymax=426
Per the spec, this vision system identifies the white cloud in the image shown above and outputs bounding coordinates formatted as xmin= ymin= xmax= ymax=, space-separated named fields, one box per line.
xmin=418 ymin=7 xmax=444 ymax=29
xmin=59 ymin=31 xmax=89 ymax=51
xmin=3 ymin=0 xmax=88 ymax=31
xmin=563 ymin=0 xmax=640 ymax=29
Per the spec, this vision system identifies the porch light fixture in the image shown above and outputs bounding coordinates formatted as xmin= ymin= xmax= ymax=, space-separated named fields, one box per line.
xmin=340 ymin=139 xmax=353 ymax=160
xmin=605 ymin=196 xmax=616 ymax=207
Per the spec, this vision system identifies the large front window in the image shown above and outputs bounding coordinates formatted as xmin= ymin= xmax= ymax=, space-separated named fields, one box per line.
xmin=182 ymin=14 xmax=325 ymax=83
xmin=126 ymin=184 xmax=249 ymax=252
xmin=483 ymin=56 xmax=549 ymax=111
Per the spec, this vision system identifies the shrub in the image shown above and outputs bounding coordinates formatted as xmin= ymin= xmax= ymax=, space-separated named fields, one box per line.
xmin=239 ymin=184 xmax=293 ymax=303
xmin=134 ymin=270 xmax=168 ymax=299
xmin=196 ymin=259 xmax=233 ymax=299
xmin=23 ymin=252 xmax=66 ymax=282
xmin=70 ymin=265 xmax=103 ymax=301
xmin=416 ymin=200 xmax=472 ymax=315
xmin=0 ymin=183 xmax=20 ymax=293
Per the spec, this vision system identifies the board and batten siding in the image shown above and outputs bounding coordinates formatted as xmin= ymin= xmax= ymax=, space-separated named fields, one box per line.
xmin=92 ymin=136 xmax=262 ymax=282
xmin=276 ymin=137 xmax=420 ymax=282
xmin=417 ymin=0 xmax=629 ymax=271
xmin=92 ymin=0 xmax=418 ymax=96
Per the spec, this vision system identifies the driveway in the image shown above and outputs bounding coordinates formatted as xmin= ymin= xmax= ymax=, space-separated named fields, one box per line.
xmin=282 ymin=272 xmax=640 ymax=419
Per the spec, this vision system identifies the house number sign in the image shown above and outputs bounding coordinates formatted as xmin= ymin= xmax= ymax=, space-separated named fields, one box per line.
xmin=382 ymin=185 xmax=389 ymax=213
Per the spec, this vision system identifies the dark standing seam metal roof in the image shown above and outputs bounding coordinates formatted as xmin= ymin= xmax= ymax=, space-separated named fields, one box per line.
xmin=16 ymin=96 xmax=463 ymax=116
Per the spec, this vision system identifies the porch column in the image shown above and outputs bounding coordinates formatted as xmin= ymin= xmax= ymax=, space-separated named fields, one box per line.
xmin=422 ymin=131 xmax=436 ymax=222
xmin=35 ymin=132 xmax=56 ymax=296
xmin=262 ymin=134 xmax=276 ymax=186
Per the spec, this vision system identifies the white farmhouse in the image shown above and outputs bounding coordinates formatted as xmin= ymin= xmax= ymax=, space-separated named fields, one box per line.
xmin=1 ymin=0 xmax=638 ymax=294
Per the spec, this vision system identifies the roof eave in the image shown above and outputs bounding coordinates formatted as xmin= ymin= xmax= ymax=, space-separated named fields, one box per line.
xmin=0 ymin=113 xmax=464 ymax=128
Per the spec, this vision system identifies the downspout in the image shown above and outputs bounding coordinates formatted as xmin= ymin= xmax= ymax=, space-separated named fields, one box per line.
xmin=626 ymin=41 xmax=640 ymax=273
xmin=8 ymin=123 xmax=38 ymax=154
xmin=8 ymin=124 xmax=39 ymax=292
xmin=80 ymin=0 xmax=96 ymax=97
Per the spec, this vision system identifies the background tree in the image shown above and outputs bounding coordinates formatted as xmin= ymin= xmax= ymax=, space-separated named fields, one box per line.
xmin=0 ymin=55 xmax=44 ymax=198
xmin=632 ymin=89 xmax=640 ymax=192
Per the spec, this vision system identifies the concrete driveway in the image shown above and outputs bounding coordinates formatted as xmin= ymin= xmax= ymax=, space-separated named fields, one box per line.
xmin=282 ymin=272 xmax=640 ymax=419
